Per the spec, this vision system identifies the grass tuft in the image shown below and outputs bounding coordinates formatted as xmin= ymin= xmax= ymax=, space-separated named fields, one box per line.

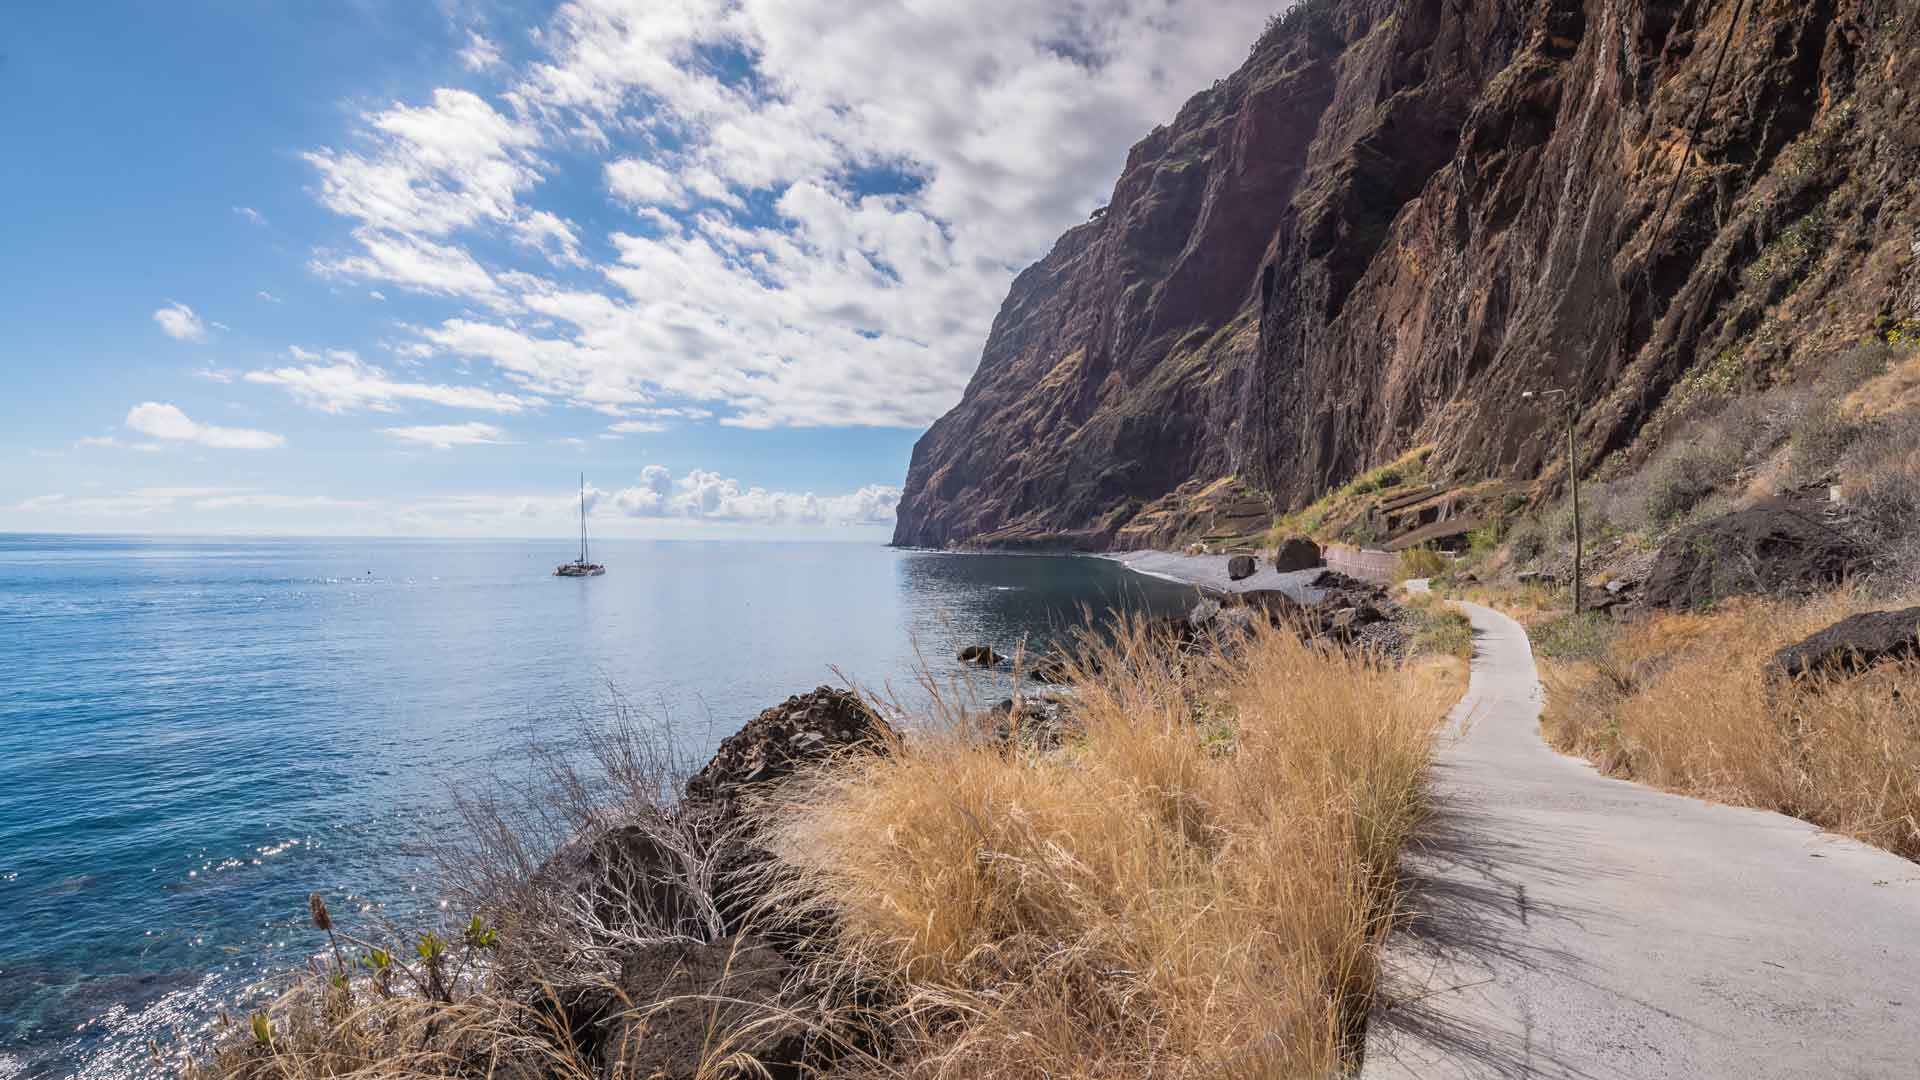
xmin=756 ymin=616 xmax=1454 ymax=1078
xmin=1540 ymin=595 xmax=1920 ymax=858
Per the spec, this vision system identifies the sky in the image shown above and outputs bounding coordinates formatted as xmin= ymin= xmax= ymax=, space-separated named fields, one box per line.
xmin=0 ymin=0 xmax=1276 ymax=539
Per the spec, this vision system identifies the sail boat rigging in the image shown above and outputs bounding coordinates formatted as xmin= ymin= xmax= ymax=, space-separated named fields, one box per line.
xmin=554 ymin=473 xmax=606 ymax=577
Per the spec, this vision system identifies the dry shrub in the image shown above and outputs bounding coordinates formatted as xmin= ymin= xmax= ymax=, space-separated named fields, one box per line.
xmin=760 ymin=617 xmax=1453 ymax=1079
xmin=1394 ymin=544 xmax=1447 ymax=583
xmin=1840 ymin=410 xmax=1920 ymax=591
xmin=1541 ymin=595 xmax=1920 ymax=858
xmin=186 ymin=696 xmax=764 ymax=1080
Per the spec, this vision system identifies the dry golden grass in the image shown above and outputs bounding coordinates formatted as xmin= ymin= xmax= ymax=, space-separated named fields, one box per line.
xmin=1843 ymin=348 xmax=1920 ymax=419
xmin=1541 ymin=595 xmax=1920 ymax=858
xmin=189 ymin=623 xmax=1459 ymax=1080
xmin=760 ymin=619 xmax=1455 ymax=1079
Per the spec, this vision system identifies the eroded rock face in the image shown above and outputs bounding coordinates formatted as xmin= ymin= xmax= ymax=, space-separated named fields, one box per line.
xmin=1769 ymin=606 xmax=1920 ymax=680
xmin=685 ymin=687 xmax=894 ymax=807
xmin=896 ymin=0 xmax=1920 ymax=549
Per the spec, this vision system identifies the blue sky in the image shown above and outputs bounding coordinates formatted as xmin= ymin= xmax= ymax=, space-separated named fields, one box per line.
xmin=1 ymin=0 xmax=1274 ymax=538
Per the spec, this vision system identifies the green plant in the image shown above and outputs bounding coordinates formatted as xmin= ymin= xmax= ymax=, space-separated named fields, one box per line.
xmin=1530 ymin=612 xmax=1618 ymax=662
xmin=1394 ymin=545 xmax=1447 ymax=583
xmin=1406 ymin=597 xmax=1474 ymax=659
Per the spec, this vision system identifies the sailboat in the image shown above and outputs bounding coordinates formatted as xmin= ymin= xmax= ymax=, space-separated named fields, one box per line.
xmin=554 ymin=474 xmax=606 ymax=577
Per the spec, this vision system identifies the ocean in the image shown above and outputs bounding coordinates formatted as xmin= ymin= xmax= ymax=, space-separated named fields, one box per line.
xmin=0 ymin=534 xmax=1196 ymax=1079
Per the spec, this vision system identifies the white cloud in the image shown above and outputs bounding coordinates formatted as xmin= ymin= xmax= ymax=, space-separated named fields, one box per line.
xmin=312 ymin=228 xmax=505 ymax=301
xmin=511 ymin=210 xmax=586 ymax=267
xmin=599 ymin=467 xmax=898 ymax=524
xmin=74 ymin=435 xmax=165 ymax=453
xmin=299 ymin=0 xmax=1272 ymax=428
xmin=304 ymin=89 xmax=541 ymax=238
xmin=606 ymin=419 xmax=667 ymax=434
xmin=383 ymin=421 xmax=510 ymax=448
xmin=459 ymin=31 xmax=504 ymax=71
xmin=234 ymin=206 xmax=268 ymax=226
xmin=604 ymin=158 xmax=685 ymax=208
xmin=153 ymin=302 xmax=210 ymax=342
xmin=369 ymin=290 xmax=387 ymax=301
xmin=257 ymin=290 xmax=282 ymax=303
xmin=134 ymin=486 xmax=240 ymax=498
xmin=246 ymin=347 xmax=540 ymax=413
xmin=125 ymin=402 xmax=285 ymax=449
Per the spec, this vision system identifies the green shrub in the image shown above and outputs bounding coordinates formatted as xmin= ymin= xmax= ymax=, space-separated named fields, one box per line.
xmin=1530 ymin=612 xmax=1618 ymax=662
xmin=1406 ymin=598 xmax=1474 ymax=659
xmin=1395 ymin=545 xmax=1447 ymax=583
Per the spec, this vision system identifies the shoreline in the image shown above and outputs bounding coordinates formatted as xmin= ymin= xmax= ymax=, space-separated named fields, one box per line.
xmin=1104 ymin=549 xmax=1328 ymax=604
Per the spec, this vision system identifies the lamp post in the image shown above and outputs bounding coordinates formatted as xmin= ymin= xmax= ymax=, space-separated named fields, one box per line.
xmin=1523 ymin=388 xmax=1583 ymax=615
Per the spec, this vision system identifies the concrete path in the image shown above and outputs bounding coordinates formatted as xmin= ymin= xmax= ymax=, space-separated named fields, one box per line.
xmin=1362 ymin=590 xmax=1920 ymax=1080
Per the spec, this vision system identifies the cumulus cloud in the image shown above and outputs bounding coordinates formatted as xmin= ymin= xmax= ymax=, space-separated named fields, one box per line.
xmin=125 ymin=402 xmax=284 ymax=449
xmin=297 ymin=0 xmax=1271 ymax=428
xmin=599 ymin=467 xmax=898 ymax=525
xmin=604 ymin=158 xmax=685 ymax=208
xmin=383 ymin=421 xmax=510 ymax=448
xmin=152 ymin=302 xmax=210 ymax=342
xmin=246 ymin=347 xmax=541 ymax=413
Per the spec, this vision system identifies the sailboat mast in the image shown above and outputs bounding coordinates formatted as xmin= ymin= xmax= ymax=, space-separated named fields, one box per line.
xmin=579 ymin=473 xmax=588 ymax=564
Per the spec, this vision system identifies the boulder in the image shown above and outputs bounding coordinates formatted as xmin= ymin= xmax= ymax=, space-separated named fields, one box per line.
xmin=533 ymin=815 xmax=713 ymax=937
xmin=685 ymin=687 xmax=894 ymax=806
xmin=1028 ymin=653 xmax=1075 ymax=683
xmin=958 ymin=645 xmax=1003 ymax=665
xmin=1273 ymin=536 xmax=1323 ymax=572
xmin=1222 ymin=588 xmax=1306 ymax=625
xmin=1329 ymin=603 xmax=1387 ymax=634
xmin=600 ymin=935 xmax=806 ymax=1080
xmin=1644 ymin=498 xmax=1862 ymax=611
xmin=1227 ymin=554 xmax=1258 ymax=580
xmin=1768 ymin=606 xmax=1920 ymax=681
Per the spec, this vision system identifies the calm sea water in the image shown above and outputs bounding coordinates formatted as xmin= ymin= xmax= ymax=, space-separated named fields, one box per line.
xmin=0 ymin=535 xmax=1196 ymax=1079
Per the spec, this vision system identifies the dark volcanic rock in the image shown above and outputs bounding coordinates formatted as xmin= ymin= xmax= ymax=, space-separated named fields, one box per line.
xmin=895 ymin=0 xmax=1920 ymax=551
xmin=685 ymin=687 xmax=894 ymax=806
xmin=1228 ymin=554 xmax=1258 ymax=580
xmin=1222 ymin=588 xmax=1307 ymax=626
xmin=1643 ymin=498 xmax=1862 ymax=611
xmin=1769 ymin=606 xmax=1920 ymax=681
xmin=533 ymin=815 xmax=711 ymax=937
xmin=1273 ymin=536 xmax=1323 ymax=572
xmin=958 ymin=645 xmax=1004 ymax=666
xmin=601 ymin=935 xmax=805 ymax=1080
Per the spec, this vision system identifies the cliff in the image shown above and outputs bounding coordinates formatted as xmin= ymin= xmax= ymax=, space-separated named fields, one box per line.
xmin=893 ymin=0 xmax=1920 ymax=550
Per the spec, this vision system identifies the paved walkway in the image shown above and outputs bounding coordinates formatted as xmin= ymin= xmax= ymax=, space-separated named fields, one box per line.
xmin=1361 ymin=589 xmax=1920 ymax=1079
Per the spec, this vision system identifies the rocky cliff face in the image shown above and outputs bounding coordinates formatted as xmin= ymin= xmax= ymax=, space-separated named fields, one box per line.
xmin=894 ymin=0 xmax=1920 ymax=550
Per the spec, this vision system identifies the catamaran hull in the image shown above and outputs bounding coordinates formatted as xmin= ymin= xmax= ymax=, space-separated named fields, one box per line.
xmin=554 ymin=564 xmax=605 ymax=577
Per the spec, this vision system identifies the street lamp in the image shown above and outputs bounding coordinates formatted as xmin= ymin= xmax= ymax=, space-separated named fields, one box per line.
xmin=1523 ymin=388 xmax=1583 ymax=615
